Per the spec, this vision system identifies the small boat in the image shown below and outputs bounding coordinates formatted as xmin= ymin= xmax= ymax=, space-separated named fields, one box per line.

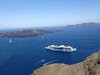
xmin=45 ymin=45 xmax=77 ymax=52
xmin=9 ymin=39 xmax=12 ymax=43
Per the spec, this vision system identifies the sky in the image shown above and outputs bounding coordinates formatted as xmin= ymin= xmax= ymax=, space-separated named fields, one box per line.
xmin=0 ymin=0 xmax=100 ymax=29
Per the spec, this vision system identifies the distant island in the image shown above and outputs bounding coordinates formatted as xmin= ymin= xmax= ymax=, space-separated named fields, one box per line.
xmin=67 ymin=22 xmax=100 ymax=28
xmin=0 ymin=29 xmax=57 ymax=38
xmin=0 ymin=22 xmax=99 ymax=38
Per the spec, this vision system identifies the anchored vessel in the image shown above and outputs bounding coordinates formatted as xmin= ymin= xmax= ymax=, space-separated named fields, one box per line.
xmin=45 ymin=45 xmax=77 ymax=52
xmin=9 ymin=39 xmax=12 ymax=43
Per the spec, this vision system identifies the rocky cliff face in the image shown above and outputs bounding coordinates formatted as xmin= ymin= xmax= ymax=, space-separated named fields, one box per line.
xmin=32 ymin=50 xmax=100 ymax=75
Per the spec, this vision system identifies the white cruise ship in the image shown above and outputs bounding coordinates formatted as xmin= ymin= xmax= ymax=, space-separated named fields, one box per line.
xmin=45 ymin=45 xmax=77 ymax=52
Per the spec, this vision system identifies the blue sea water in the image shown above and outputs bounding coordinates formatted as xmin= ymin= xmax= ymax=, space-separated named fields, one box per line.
xmin=0 ymin=26 xmax=100 ymax=75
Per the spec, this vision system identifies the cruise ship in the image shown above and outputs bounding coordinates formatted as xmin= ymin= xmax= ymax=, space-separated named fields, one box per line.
xmin=45 ymin=45 xmax=77 ymax=52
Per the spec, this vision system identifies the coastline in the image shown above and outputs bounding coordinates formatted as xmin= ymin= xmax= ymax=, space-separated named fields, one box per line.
xmin=32 ymin=50 xmax=100 ymax=75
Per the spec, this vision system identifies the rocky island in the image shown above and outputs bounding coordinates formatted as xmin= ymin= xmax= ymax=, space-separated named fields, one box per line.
xmin=0 ymin=29 xmax=56 ymax=38
xmin=32 ymin=50 xmax=100 ymax=75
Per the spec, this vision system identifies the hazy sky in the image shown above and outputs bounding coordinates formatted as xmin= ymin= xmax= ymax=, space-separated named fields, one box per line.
xmin=0 ymin=0 xmax=100 ymax=29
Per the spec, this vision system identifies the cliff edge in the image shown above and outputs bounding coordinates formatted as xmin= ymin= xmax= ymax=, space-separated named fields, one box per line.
xmin=32 ymin=50 xmax=100 ymax=75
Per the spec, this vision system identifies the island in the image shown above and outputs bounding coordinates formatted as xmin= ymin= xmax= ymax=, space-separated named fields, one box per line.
xmin=32 ymin=50 xmax=100 ymax=75
xmin=0 ymin=29 xmax=57 ymax=38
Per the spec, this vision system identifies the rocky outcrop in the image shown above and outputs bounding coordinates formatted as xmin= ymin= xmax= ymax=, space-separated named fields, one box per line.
xmin=32 ymin=50 xmax=100 ymax=75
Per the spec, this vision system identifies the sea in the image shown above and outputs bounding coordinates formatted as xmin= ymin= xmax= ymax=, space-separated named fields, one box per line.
xmin=0 ymin=26 xmax=100 ymax=75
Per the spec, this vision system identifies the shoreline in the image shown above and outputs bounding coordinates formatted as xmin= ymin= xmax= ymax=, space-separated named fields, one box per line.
xmin=32 ymin=50 xmax=100 ymax=75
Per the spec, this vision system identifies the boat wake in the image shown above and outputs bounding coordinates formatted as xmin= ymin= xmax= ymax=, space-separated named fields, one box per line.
xmin=43 ymin=60 xmax=56 ymax=66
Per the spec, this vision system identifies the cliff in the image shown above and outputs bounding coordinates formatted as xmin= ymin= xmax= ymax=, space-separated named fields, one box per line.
xmin=32 ymin=50 xmax=100 ymax=75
